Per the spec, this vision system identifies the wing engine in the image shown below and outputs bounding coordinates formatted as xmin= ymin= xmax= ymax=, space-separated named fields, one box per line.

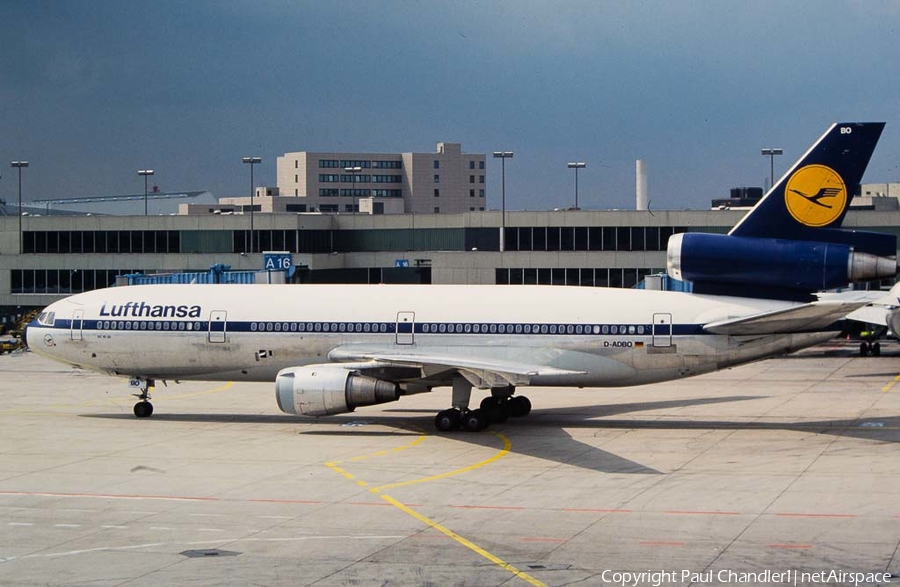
xmin=275 ymin=365 xmax=399 ymax=417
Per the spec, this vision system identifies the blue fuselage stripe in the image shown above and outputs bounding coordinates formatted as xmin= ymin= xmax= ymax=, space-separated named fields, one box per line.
xmin=37 ymin=319 xmax=707 ymax=337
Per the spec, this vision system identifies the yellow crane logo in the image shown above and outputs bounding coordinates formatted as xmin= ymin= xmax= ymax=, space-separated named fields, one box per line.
xmin=784 ymin=164 xmax=847 ymax=227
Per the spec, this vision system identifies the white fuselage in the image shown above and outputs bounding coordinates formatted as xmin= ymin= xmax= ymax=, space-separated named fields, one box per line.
xmin=26 ymin=284 xmax=834 ymax=390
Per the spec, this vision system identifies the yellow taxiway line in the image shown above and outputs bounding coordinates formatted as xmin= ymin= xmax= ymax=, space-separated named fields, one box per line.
xmin=326 ymin=430 xmax=546 ymax=587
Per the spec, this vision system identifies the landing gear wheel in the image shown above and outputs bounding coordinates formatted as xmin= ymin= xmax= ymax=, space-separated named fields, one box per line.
xmin=480 ymin=396 xmax=500 ymax=410
xmin=479 ymin=396 xmax=509 ymax=424
xmin=508 ymin=396 xmax=532 ymax=417
xmin=134 ymin=401 xmax=154 ymax=418
xmin=873 ymin=342 xmax=881 ymax=356
xmin=462 ymin=409 xmax=488 ymax=432
xmin=435 ymin=409 xmax=462 ymax=432
xmin=477 ymin=397 xmax=505 ymax=424
xmin=860 ymin=342 xmax=870 ymax=357
xmin=487 ymin=405 xmax=509 ymax=424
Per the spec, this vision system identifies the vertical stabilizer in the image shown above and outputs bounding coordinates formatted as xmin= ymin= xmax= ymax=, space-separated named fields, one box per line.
xmin=729 ymin=122 xmax=884 ymax=239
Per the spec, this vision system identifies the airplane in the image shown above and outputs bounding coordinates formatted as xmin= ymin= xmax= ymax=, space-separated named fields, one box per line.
xmin=26 ymin=122 xmax=898 ymax=432
xmin=824 ymin=281 xmax=900 ymax=356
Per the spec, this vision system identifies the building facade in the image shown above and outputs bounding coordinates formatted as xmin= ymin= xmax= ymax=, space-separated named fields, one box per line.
xmin=274 ymin=142 xmax=486 ymax=214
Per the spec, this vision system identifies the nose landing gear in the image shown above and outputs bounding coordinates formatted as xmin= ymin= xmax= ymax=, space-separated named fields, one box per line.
xmin=131 ymin=378 xmax=154 ymax=418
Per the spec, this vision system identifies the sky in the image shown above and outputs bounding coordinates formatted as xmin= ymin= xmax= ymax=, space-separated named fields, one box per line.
xmin=2 ymin=0 xmax=899 ymax=212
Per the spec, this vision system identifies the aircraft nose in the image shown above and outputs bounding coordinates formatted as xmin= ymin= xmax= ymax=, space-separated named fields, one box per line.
xmin=23 ymin=319 xmax=37 ymax=351
xmin=23 ymin=322 xmax=35 ymax=351
xmin=22 ymin=310 xmax=46 ymax=352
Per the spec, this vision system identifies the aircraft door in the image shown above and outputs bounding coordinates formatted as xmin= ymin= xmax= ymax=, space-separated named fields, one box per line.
xmin=71 ymin=309 xmax=84 ymax=341
xmin=652 ymin=313 xmax=672 ymax=347
xmin=396 ymin=312 xmax=415 ymax=345
xmin=208 ymin=310 xmax=227 ymax=343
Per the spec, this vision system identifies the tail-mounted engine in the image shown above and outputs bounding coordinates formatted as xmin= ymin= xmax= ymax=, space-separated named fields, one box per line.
xmin=275 ymin=365 xmax=399 ymax=417
xmin=667 ymin=233 xmax=896 ymax=295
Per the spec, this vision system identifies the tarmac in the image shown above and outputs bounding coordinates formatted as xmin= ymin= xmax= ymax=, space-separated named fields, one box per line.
xmin=1 ymin=341 xmax=899 ymax=586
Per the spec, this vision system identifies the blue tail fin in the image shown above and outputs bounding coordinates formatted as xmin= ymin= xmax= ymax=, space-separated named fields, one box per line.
xmin=729 ymin=122 xmax=884 ymax=241
xmin=668 ymin=122 xmax=896 ymax=300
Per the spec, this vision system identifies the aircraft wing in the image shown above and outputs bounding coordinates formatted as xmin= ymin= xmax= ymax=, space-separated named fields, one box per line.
xmin=702 ymin=300 xmax=869 ymax=335
xmin=328 ymin=347 xmax=586 ymax=388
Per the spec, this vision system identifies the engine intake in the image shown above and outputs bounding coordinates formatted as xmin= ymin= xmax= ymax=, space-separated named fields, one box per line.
xmin=667 ymin=233 xmax=896 ymax=293
xmin=275 ymin=365 xmax=399 ymax=417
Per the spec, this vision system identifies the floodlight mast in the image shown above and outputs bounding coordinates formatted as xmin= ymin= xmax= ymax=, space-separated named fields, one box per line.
xmin=567 ymin=162 xmax=586 ymax=209
xmin=242 ymin=157 xmax=262 ymax=252
xmin=11 ymin=161 xmax=29 ymax=254
xmin=493 ymin=151 xmax=513 ymax=252
xmin=137 ymin=169 xmax=154 ymax=216
xmin=761 ymin=148 xmax=783 ymax=191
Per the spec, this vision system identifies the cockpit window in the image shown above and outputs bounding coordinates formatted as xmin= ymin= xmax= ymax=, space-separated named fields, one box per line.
xmin=37 ymin=311 xmax=56 ymax=326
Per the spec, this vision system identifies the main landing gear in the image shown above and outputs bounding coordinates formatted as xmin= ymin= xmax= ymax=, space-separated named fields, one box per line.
xmin=132 ymin=378 xmax=154 ymax=418
xmin=859 ymin=341 xmax=881 ymax=357
xmin=434 ymin=379 xmax=531 ymax=432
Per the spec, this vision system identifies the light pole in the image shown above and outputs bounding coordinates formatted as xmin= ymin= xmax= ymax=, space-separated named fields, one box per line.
xmin=760 ymin=148 xmax=783 ymax=192
xmin=137 ymin=169 xmax=154 ymax=215
xmin=492 ymin=151 xmax=513 ymax=252
xmin=242 ymin=157 xmax=261 ymax=253
xmin=11 ymin=161 xmax=28 ymax=254
xmin=343 ymin=166 xmax=362 ymax=213
xmin=567 ymin=162 xmax=586 ymax=209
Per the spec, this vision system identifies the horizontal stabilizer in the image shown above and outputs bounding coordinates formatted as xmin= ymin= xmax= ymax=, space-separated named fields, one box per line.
xmin=703 ymin=300 xmax=868 ymax=335
xmin=831 ymin=282 xmax=900 ymax=327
